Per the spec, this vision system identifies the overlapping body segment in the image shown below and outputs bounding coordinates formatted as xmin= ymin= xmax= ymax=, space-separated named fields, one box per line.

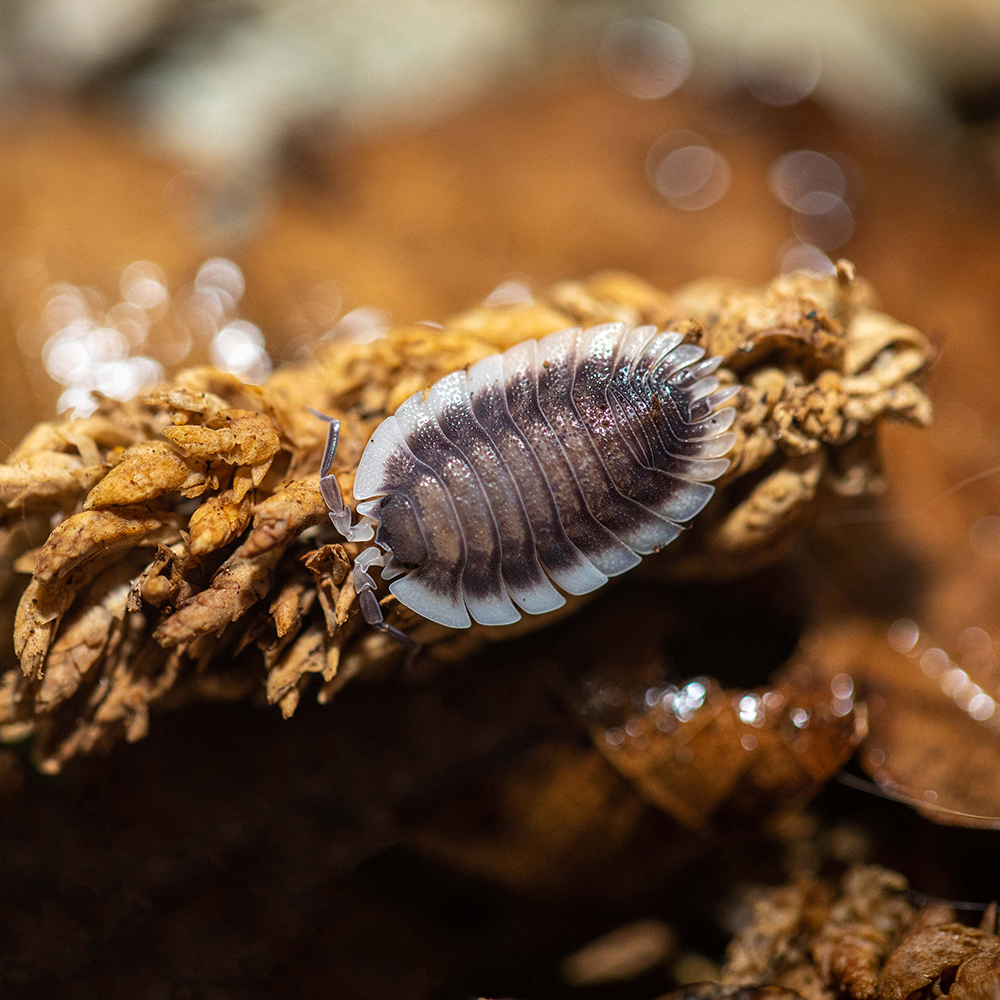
xmin=466 ymin=353 xmax=607 ymax=598
xmin=427 ymin=370 xmax=564 ymax=616
xmin=349 ymin=323 xmax=738 ymax=629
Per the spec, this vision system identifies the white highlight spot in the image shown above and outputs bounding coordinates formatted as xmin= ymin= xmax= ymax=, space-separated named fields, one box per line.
xmin=887 ymin=619 xmax=920 ymax=654
xmin=120 ymin=261 xmax=168 ymax=311
xmin=647 ymin=132 xmax=731 ymax=211
xmin=738 ymin=693 xmax=763 ymax=725
xmin=671 ymin=679 xmax=707 ymax=721
xmin=940 ymin=667 xmax=969 ymax=699
xmin=769 ymin=150 xmax=846 ymax=207
xmin=779 ymin=241 xmax=835 ymax=277
xmin=598 ymin=19 xmax=691 ymax=100
xmin=484 ymin=279 xmax=534 ymax=307
xmin=331 ymin=306 xmax=392 ymax=344
xmin=762 ymin=690 xmax=785 ymax=711
xmin=920 ymin=647 xmax=949 ymax=678
xmin=791 ymin=192 xmax=854 ymax=250
xmin=830 ymin=673 xmax=854 ymax=700
xmin=739 ymin=23 xmax=821 ymax=107
xmin=211 ymin=320 xmax=271 ymax=382
xmin=968 ymin=693 xmax=996 ymax=722
xmin=195 ymin=257 xmax=245 ymax=311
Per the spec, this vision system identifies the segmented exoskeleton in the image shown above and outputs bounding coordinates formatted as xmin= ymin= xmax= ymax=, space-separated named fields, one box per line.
xmin=317 ymin=323 xmax=738 ymax=643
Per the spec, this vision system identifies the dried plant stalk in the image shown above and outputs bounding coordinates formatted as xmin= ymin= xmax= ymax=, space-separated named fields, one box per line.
xmin=721 ymin=864 xmax=1000 ymax=1000
xmin=0 ymin=264 xmax=932 ymax=771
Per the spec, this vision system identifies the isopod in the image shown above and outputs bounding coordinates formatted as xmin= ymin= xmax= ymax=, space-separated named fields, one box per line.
xmin=317 ymin=323 xmax=739 ymax=642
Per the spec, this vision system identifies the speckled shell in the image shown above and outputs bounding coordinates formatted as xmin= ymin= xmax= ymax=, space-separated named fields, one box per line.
xmin=353 ymin=323 xmax=737 ymax=628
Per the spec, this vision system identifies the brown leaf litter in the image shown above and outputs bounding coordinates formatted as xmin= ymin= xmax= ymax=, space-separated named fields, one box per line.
xmin=485 ymin=868 xmax=999 ymax=1000
xmin=717 ymin=864 xmax=1000 ymax=1000
xmin=0 ymin=264 xmax=932 ymax=773
xmin=568 ymin=651 xmax=860 ymax=832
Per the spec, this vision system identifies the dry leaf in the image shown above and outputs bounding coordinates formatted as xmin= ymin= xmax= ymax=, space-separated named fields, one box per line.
xmin=152 ymin=540 xmax=287 ymax=647
xmin=0 ymin=451 xmax=103 ymax=512
xmin=722 ymin=865 xmax=1000 ymax=1000
xmin=239 ymin=476 xmax=328 ymax=559
xmin=33 ymin=505 xmax=178 ymax=584
xmin=84 ymin=442 xmax=208 ymax=508
xmin=35 ymin=561 xmax=134 ymax=708
xmin=951 ymin=946 xmax=1000 ymax=1000
xmin=162 ymin=408 xmax=279 ymax=464
xmin=187 ymin=489 xmax=254 ymax=556
xmin=881 ymin=924 xmax=999 ymax=1000
xmin=809 ymin=868 xmax=912 ymax=999
xmin=564 ymin=607 xmax=859 ymax=830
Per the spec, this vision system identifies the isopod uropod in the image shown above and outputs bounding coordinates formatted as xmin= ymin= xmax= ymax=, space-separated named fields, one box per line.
xmin=317 ymin=322 xmax=739 ymax=644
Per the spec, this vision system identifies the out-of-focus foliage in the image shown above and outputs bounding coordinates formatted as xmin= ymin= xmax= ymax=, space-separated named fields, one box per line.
xmin=5 ymin=0 xmax=1000 ymax=183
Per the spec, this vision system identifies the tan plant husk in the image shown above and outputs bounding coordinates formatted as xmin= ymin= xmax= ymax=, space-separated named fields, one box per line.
xmin=0 ymin=264 xmax=932 ymax=772
xmin=720 ymin=864 xmax=1000 ymax=1000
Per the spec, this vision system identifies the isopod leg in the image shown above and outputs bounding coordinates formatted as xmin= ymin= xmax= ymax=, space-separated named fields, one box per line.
xmin=311 ymin=409 xmax=374 ymax=542
xmin=354 ymin=547 xmax=420 ymax=654
xmin=312 ymin=410 xmax=418 ymax=653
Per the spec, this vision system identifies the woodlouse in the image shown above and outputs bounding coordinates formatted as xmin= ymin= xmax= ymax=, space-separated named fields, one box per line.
xmin=318 ymin=323 xmax=739 ymax=641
